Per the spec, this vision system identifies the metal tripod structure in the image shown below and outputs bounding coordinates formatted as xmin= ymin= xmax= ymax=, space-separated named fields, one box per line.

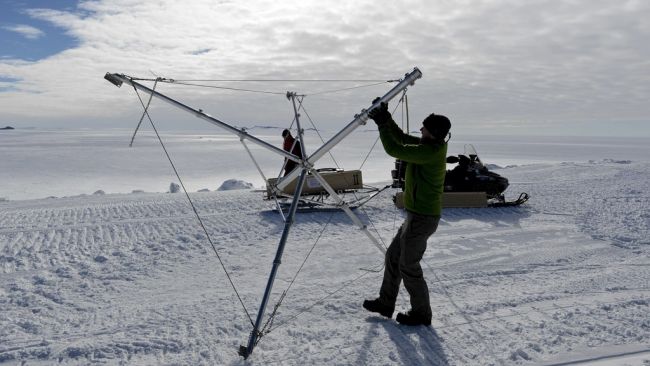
xmin=104 ymin=67 xmax=422 ymax=359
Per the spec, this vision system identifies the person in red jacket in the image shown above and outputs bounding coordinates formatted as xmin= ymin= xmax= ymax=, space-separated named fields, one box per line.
xmin=281 ymin=129 xmax=303 ymax=176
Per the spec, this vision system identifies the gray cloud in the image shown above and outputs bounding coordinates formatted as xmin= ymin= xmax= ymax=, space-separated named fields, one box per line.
xmin=0 ymin=0 xmax=648 ymax=136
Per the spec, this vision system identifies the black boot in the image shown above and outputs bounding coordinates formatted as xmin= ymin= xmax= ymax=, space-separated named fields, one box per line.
xmin=362 ymin=298 xmax=394 ymax=318
xmin=396 ymin=310 xmax=431 ymax=326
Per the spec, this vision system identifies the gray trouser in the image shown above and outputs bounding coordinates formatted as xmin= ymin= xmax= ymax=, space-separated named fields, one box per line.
xmin=379 ymin=211 xmax=439 ymax=316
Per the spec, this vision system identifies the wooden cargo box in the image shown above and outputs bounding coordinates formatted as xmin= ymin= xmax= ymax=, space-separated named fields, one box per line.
xmin=267 ymin=170 xmax=363 ymax=196
xmin=394 ymin=191 xmax=487 ymax=209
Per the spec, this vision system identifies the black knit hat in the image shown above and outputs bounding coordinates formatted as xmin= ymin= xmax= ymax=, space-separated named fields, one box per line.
xmin=282 ymin=129 xmax=290 ymax=137
xmin=422 ymin=113 xmax=451 ymax=139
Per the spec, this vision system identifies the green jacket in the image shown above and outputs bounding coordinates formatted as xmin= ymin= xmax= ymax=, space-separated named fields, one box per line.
xmin=378 ymin=119 xmax=447 ymax=216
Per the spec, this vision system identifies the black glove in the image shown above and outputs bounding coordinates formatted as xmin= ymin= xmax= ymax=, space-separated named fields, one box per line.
xmin=368 ymin=98 xmax=390 ymax=126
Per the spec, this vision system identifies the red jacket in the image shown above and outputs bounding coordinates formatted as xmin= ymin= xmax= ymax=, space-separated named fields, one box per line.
xmin=283 ymin=135 xmax=303 ymax=157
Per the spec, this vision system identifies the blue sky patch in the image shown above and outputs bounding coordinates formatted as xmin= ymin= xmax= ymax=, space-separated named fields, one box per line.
xmin=0 ymin=76 xmax=21 ymax=82
xmin=0 ymin=75 xmax=19 ymax=92
xmin=0 ymin=0 xmax=80 ymax=60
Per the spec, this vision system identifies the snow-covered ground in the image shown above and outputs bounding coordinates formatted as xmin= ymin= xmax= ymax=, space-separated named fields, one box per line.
xmin=1 ymin=129 xmax=649 ymax=365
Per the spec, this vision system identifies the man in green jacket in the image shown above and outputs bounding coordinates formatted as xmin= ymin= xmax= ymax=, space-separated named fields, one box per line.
xmin=363 ymin=101 xmax=450 ymax=326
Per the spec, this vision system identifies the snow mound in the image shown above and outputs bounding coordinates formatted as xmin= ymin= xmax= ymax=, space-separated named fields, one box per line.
xmin=217 ymin=179 xmax=253 ymax=191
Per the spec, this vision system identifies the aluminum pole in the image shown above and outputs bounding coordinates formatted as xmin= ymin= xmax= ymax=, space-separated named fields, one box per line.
xmin=105 ymin=73 xmax=301 ymax=163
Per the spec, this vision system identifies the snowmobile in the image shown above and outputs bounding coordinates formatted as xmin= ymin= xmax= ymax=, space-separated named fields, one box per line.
xmin=444 ymin=145 xmax=528 ymax=206
xmin=392 ymin=144 xmax=528 ymax=208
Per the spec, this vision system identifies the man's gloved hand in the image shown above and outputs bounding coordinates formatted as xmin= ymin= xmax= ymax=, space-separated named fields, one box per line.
xmin=368 ymin=98 xmax=390 ymax=126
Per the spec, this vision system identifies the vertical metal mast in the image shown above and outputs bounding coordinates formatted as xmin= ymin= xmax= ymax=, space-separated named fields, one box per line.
xmin=239 ymin=92 xmax=309 ymax=358
xmin=288 ymin=92 xmax=308 ymax=159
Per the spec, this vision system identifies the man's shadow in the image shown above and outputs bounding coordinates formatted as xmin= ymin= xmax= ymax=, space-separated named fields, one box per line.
xmin=354 ymin=317 xmax=450 ymax=365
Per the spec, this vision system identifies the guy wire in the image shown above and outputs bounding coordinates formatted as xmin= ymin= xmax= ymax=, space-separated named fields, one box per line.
xmin=130 ymin=85 xmax=255 ymax=327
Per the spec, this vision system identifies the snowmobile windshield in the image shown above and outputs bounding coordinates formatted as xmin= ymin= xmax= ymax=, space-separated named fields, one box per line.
xmin=464 ymin=144 xmax=483 ymax=166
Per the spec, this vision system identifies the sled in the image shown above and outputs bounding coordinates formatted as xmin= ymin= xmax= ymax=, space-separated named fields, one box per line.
xmin=266 ymin=169 xmax=363 ymax=196
xmin=443 ymin=192 xmax=488 ymax=208
xmin=266 ymin=169 xmax=386 ymax=211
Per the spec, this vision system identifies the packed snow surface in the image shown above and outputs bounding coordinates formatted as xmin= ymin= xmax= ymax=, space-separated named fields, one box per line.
xmin=1 ymin=130 xmax=649 ymax=365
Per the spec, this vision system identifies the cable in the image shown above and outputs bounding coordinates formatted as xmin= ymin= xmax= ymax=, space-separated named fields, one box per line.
xmin=267 ymin=269 xmax=380 ymax=333
xmin=156 ymin=79 xmax=396 ymax=97
xmin=167 ymin=81 xmax=287 ymax=95
xmin=171 ymin=79 xmax=394 ymax=82
xmin=307 ymin=81 xmax=390 ymax=97
xmin=129 ymin=79 xmax=158 ymax=147
xmin=154 ymin=78 xmax=399 ymax=96
xmin=298 ymin=100 xmax=341 ymax=169
xmin=131 ymin=85 xmax=255 ymax=327
xmin=259 ymin=209 xmax=338 ymax=337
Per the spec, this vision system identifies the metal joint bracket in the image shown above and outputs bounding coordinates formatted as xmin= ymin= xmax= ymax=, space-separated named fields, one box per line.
xmin=300 ymin=160 xmax=313 ymax=170
xmin=104 ymin=72 xmax=123 ymax=87
xmin=356 ymin=110 xmax=370 ymax=124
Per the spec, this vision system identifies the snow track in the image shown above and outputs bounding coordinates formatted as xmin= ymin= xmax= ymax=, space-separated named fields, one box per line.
xmin=1 ymin=161 xmax=649 ymax=365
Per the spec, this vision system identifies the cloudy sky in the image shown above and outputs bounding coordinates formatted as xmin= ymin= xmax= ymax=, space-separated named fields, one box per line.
xmin=1 ymin=0 xmax=648 ymax=136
